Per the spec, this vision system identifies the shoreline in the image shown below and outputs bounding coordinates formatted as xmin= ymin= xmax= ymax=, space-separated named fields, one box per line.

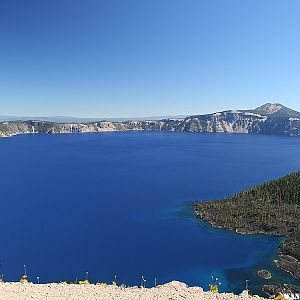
xmin=194 ymin=207 xmax=300 ymax=278
xmin=194 ymin=203 xmax=300 ymax=293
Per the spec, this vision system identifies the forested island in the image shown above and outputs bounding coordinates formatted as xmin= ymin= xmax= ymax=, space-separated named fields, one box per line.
xmin=194 ymin=171 xmax=300 ymax=291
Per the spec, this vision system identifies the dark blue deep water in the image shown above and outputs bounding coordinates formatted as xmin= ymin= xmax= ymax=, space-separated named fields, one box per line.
xmin=1 ymin=132 xmax=300 ymax=294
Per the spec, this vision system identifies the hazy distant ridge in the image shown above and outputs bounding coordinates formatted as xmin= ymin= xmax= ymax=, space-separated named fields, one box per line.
xmin=0 ymin=115 xmax=188 ymax=123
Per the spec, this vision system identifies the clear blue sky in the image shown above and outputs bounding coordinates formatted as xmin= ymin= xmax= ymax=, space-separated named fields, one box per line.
xmin=1 ymin=0 xmax=300 ymax=117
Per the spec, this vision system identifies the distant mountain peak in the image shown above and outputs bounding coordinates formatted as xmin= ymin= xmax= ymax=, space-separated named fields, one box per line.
xmin=254 ymin=103 xmax=284 ymax=115
xmin=253 ymin=103 xmax=300 ymax=118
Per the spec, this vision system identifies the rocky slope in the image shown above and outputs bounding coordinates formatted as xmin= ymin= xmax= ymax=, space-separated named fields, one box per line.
xmin=0 ymin=281 xmax=263 ymax=300
xmin=1 ymin=103 xmax=300 ymax=138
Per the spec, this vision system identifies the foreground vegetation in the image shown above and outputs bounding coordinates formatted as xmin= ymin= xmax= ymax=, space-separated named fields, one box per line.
xmin=194 ymin=171 xmax=300 ymax=284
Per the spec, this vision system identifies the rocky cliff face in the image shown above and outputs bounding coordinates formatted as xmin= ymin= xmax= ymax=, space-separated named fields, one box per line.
xmin=1 ymin=103 xmax=300 ymax=138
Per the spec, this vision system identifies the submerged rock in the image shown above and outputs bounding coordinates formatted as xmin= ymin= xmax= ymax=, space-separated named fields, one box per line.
xmin=257 ymin=270 xmax=272 ymax=280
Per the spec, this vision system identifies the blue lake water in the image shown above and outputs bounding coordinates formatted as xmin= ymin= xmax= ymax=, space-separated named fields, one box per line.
xmin=1 ymin=131 xmax=300 ymax=294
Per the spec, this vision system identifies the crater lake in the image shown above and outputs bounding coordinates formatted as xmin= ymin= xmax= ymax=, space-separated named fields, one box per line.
xmin=1 ymin=131 xmax=300 ymax=294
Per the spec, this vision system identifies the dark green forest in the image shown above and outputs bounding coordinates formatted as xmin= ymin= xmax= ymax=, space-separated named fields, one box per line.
xmin=240 ymin=171 xmax=300 ymax=205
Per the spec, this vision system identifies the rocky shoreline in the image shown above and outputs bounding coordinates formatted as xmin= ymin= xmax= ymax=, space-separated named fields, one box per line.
xmin=194 ymin=171 xmax=300 ymax=293
xmin=194 ymin=207 xmax=300 ymax=288
xmin=0 ymin=281 xmax=264 ymax=300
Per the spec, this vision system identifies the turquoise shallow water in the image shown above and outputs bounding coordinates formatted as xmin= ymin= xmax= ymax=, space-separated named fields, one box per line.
xmin=0 ymin=131 xmax=300 ymax=294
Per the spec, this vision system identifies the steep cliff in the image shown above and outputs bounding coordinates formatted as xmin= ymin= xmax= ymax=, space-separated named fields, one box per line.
xmin=1 ymin=103 xmax=299 ymax=138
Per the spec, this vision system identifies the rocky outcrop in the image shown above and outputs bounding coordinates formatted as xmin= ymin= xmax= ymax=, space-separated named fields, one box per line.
xmin=257 ymin=270 xmax=272 ymax=280
xmin=1 ymin=103 xmax=300 ymax=138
